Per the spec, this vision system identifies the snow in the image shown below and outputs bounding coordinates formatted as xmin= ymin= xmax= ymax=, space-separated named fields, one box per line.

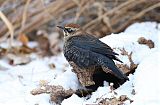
xmin=132 ymin=51 xmax=160 ymax=105
xmin=61 ymin=94 xmax=85 ymax=105
xmin=0 ymin=22 xmax=160 ymax=105
xmin=0 ymin=54 xmax=73 ymax=105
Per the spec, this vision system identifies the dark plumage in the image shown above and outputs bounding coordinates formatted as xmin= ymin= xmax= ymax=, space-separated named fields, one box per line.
xmin=57 ymin=23 xmax=129 ymax=90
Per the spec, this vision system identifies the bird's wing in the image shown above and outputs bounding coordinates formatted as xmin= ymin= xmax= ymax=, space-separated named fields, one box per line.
xmin=64 ymin=44 xmax=97 ymax=68
xmin=65 ymin=43 xmax=128 ymax=80
xmin=70 ymin=35 xmax=122 ymax=62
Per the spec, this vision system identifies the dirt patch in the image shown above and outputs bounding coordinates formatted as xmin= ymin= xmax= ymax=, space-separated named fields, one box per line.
xmin=138 ymin=37 xmax=154 ymax=48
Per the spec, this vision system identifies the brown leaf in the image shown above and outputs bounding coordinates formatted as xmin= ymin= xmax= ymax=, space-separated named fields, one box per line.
xmin=19 ymin=45 xmax=36 ymax=54
xmin=49 ymin=32 xmax=62 ymax=55
xmin=116 ymin=48 xmax=138 ymax=75
xmin=8 ymin=46 xmax=36 ymax=55
xmin=39 ymin=80 xmax=49 ymax=86
xmin=18 ymin=33 xmax=29 ymax=46
xmin=49 ymin=63 xmax=56 ymax=69
xmin=99 ymin=95 xmax=133 ymax=105
xmin=31 ymin=85 xmax=75 ymax=104
xmin=36 ymin=30 xmax=50 ymax=56
xmin=7 ymin=53 xmax=31 ymax=65
xmin=0 ymin=47 xmax=7 ymax=57
xmin=137 ymin=37 xmax=154 ymax=48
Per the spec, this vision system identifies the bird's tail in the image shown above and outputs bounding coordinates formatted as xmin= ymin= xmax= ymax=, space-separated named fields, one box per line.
xmin=110 ymin=66 xmax=129 ymax=80
xmin=98 ymin=56 xmax=129 ymax=80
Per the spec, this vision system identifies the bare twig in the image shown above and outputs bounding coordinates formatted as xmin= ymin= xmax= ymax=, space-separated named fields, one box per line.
xmin=83 ymin=0 xmax=139 ymax=29
xmin=20 ymin=0 xmax=31 ymax=32
xmin=116 ymin=2 xmax=160 ymax=32
xmin=0 ymin=0 xmax=159 ymax=39
xmin=0 ymin=11 xmax=14 ymax=48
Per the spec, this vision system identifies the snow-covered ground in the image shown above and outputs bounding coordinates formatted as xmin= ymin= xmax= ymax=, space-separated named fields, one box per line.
xmin=0 ymin=22 xmax=160 ymax=105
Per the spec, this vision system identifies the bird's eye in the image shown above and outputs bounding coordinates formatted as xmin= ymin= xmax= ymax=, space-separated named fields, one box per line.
xmin=66 ymin=28 xmax=74 ymax=33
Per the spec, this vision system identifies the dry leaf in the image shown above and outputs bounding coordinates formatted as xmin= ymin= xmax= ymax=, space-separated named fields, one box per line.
xmin=116 ymin=48 xmax=138 ymax=75
xmin=49 ymin=32 xmax=62 ymax=55
xmin=36 ymin=30 xmax=50 ymax=56
xmin=0 ymin=47 xmax=7 ymax=57
xmin=7 ymin=53 xmax=31 ymax=65
xmin=49 ymin=63 xmax=56 ymax=69
xmin=99 ymin=95 xmax=133 ymax=105
xmin=39 ymin=80 xmax=49 ymax=86
xmin=137 ymin=37 xmax=154 ymax=48
xmin=18 ymin=34 xmax=29 ymax=46
xmin=9 ymin=46 xmax=36 ymax=55
xmin=19 ymin=45 xmax=36 ymax=54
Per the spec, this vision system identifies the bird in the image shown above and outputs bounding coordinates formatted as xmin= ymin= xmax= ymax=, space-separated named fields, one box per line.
xmin=57 ymin=23 xmax=129 ymax=90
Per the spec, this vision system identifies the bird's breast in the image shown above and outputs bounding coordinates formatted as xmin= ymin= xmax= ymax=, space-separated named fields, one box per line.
xmin=63 ymin=41 xmax=74 ymax=60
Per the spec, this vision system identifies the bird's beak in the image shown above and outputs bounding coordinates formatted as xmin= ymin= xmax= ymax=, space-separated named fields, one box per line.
xmin=57 ymin=26 xmax=68 ymax=33
xmin=57 ymin=25 xmax=66 ymax=31
xmin=57 ymin=25 xmax=64 ymax=29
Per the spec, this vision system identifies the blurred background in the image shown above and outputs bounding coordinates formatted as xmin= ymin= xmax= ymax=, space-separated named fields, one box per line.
xmin=0 ymin=0 xmax=160 ymax=56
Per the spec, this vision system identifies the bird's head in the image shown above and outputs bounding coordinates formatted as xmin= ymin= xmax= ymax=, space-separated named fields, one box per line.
xmin=57 ymin=23 xmax=81 ymax=37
